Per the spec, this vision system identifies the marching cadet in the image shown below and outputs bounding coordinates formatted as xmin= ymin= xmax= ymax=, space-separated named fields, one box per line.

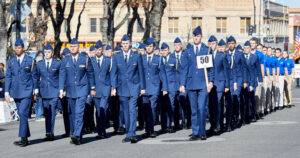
xmin=83 ymin=45 xmax=97 ymax=134
xmin=226 ymin=36 xmax=244 ymax=130
xmin=59 ymin=38 xmax=95 ymax=145
xmin=142 ymin=39 xmax=168 ymax=138
xmin=138 ymin=43 xmax=146 ymax=55
xmin=212 ymin=39 xmax=230 ymax=134
xmin=242 ymin=41 xmax=259 ymax=123
xmin=160 ymin=42 xmax=178 ymax=133
xmin=181 ymin=26 xmax=213 ymax=141
xmin=90 ymin=40 xmax=112 ymax=139
xmin=111 ymin=34 xmax=146 ymax=143
xmin=5 ymin=39 xmax=34 ymax=147
xmin=59 ymin=48 xmax=71 ymax=138
xmin=33 ymin=44 xmax=60 ymax=141
xmin=207 ymin=35 xmax=219 ymax=133
xmin=283 ymin=51 xmax=295 ymax=107
xmin=172 ymin=37 xmax=191 ymax=130
xmin=105 ymin=45 xmax=113 ymax=58
xmin=275 ymin=48 xmax=286 ymax=110
xmin=250 ymin=38 xmax=264 ymax=119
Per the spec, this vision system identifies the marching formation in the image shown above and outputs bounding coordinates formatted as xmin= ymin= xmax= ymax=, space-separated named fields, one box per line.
xmin=4 ymin=26 xmax=295 ymax=147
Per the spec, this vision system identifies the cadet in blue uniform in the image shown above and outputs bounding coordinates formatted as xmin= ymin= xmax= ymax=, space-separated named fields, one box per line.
xmin=172 ymin=37 xmax=191 ymax=130
xmin=59 ymin=48 xmax=71 ymax=138
xmin=242 ymin=41 xmax=259 ymax=124
xmin=212 ymin=39 xmax=230 ymax=134
xmin=275 ymin=48 xmax=286 ymax=110
xmin=250 ymin=38 xmax=264 ymax=119
xmin=111 ymin=35 xmax=146 ymax=143
xmin=181 ymin=26 xmax=213 ymax=141
xmin=5 ymin=39 xmax=34 ymax=147
xmin=33 ymin=44 xmax=60 ymax=141
xmin=142 ymin=39 xmax=167 ymax=137
xmin=226 ymin=36 xmax=245 ymax=130
xmin=90 ymin=40 xmax=112 ymax=139
xmin=59 ymin=38 xmax=95 ymax=145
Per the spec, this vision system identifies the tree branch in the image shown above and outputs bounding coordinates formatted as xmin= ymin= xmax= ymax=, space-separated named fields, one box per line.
xmin=76 ymin=0 xmax=87 ymax=39
xmin=114 ymin=4 xmax=130 ymax=31
xmin=66 ymin=0 xmax=76 ymax=42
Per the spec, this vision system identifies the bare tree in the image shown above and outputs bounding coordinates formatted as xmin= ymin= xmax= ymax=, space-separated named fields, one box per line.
xmin=0 ymin=0 xmax=7 ymax=64
xmin=101 ymin=0 xmax=130 ymax=46
xmin=75 ymin=0 xmax=88 ymax=39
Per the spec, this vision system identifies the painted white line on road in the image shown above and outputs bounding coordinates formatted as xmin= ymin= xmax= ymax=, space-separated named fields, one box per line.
xmin=138 ymin=137 xmax=226 ymax=145
xmin=252 ymin=121 xmax=298 ymax=126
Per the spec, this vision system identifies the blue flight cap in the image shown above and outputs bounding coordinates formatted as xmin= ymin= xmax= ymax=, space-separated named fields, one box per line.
xmin=227 ymin=36 xmax=236 ymax=43
xmin=144 ymin=37 xmax=155 ymax=46
xmin=89 ymin=45 xmax=96 ymax=51
xmin=174 ymin=37 xmax=182 ymax=44
xmin=208 ymin=35 xmax=218 ymax=43
xmin=236 ymin=44 xmax=243 ymax=50
xmin=44 ymin=44 xmax=53 ymax=51
xmin=218 ymin=39 xmax=226 ymax=46
xmin=62 ymin=48 xmax=70 ymax=56
xmin=244 ymin=41 xmax=251 ymax=47
xmin=70 ymin=38 xmax=79 ymax=45
xmin=186 ymin=43 xmax=193 ymax=50
xmin=138 ymin=43 xmax=146 ymax=49
xmin=15 ymin=38 xmax=24 ymax=47
xmin=160 ymin=42 xmax=169 ymax=50
xmin=95 ymin=40 xmax=105 ymax=49
xmin=193 ymin=26 xmax=202 ymax=36
xmin=121 ymin=34 xmax=130 ymax=42
xmin=106 ymin=45 xmax=112 ymax=50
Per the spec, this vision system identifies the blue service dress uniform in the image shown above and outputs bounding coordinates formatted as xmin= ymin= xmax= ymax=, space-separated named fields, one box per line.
xmin=33 ymin=58 xmax=61 ymax=135
xmin=59 ymin=52 xmax=95 ymax=138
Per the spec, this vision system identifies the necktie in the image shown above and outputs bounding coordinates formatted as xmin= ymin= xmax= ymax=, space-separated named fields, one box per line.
xmin=46 ymin=61 xmax=50 ymax=70
xmin=73 ymin=57 xmax=77 ymax=65
xmin=124 ymin=54 xmax=128 ymax=64
xmin=17 ymin=59 xmax=21 ymax=66
xmin=196 ymin=46 xmax=199 ymax=55
xmin=176 ymin=54 xmax=180 ymax=70
xmin=97 ymin=58 xmax=101 ymax=67
xmin=230 ymin=53 xmax=234 ymax=69
xmin=148 ymin=56 xmax=152 ymax=65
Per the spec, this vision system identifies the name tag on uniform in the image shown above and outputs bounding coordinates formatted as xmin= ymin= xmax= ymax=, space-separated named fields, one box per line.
xmin=169 ymin=64 xmax=175 ymax=67
xmin=197 ymin=55 xmax=213 ymax=69
xmin=133 ymin=63 xmax=137 ymax=66
xmin=79 ymin=65 xmax=86 ymax=68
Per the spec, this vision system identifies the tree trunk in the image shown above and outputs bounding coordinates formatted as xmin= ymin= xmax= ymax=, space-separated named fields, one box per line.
xmin=0 ymin=0 xmax=7 ymax=64
xmin=149 ymin=0 xmax=166 ymax=44
xmin=66 ymin=0 xmax=76 ymax=42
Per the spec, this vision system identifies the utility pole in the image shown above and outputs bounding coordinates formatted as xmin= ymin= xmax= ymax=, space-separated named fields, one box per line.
xmin=253 ymin=0 xmax=256 ymax=34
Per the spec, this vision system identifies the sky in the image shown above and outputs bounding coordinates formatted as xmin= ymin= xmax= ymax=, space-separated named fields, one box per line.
xmin=276 ymin=0 xmax=300 ymax=7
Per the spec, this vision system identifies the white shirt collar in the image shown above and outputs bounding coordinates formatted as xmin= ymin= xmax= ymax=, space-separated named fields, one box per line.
xmin=71 ymin=53 xmax=79 ymax=60
xmin=45 ymin=58 xmax=52 ymax=65
xmin=194 ymin=43 xmax=201 ymax=53
xmin=229 ymin=49 xmax=235 ymax=55
xmin=96 ymin=55 xmax=103 ymax=60
xmin=175 ymin=51 xmax=182 ymax=57
xmin=123 ymin=49 xmax=131 ymax=56
xmin=16 ymin=53 xmax=25 ymax=63
xmin=147 ymin=53 xmax=154 ymax=59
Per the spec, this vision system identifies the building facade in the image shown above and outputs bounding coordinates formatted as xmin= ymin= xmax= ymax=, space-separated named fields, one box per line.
xmin=288 ymin=8 xmax=300 ymax=52
xmin=25 ymin=0 xmax=289 ymax=50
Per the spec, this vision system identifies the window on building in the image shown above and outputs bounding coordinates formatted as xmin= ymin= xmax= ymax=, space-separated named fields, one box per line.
xmin=192 ymin=17 xmax=202 ymax=29
xmin=99 ymin=18 xmax=104 ymax=32
xmin=216 ymin=17 xmax=227 ymax=33
xmin=90 ymin=18 xmax=97 ymax=33
xmin=168 ymin=17 xmax=179 ymax=33
xmin=240 ymin=17 xmax=251 ymax=34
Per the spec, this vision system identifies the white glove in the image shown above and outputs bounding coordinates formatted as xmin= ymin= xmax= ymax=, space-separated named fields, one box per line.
xmin=249 ymin=86 xmax=254 ymax=92
xmin=233 ymin=83 xmax=237 ymax=92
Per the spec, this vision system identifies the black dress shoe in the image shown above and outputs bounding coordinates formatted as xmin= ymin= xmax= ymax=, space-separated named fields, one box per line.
xmin=117 ymin=127 xmax=126 ymax=134
xmin=189 ymin=135 xmax=200 ymax=141
xmin=96 ymin=132 xmax=109 ymax=139
xmin=44 ymin=133 xmax=55 ymax=141
xmin=149 ymin=132 xmax=157 ymax=138
xmin=70 ymin=136 xmax=81 ymax=145
xmin=136 ymin=125 xmax=144 ymax=131
xmin=226 ymin=126 xmax=232 ymax=132
xmin=167 ymin=127 xmax=176 ymax=133
xmin=130 ymin=137 xmax=138 ymax=144
xmin=122 ymin=137 xmax=131 ymax=143
xmin=13 ymin=138 xmax=28 ymax=147
xmin=213 ymin=127 xmax=221 ymax=135
xmin=251 ymin=118 xmax=257 ymax=123
xmin=200 ymin=135 xmax=207 ymax=140
xmin=61 ymin=133 xmax=70 ymax=138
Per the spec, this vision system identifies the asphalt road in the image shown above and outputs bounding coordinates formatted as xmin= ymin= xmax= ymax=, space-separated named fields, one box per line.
xmin=1 ymin=89 xmax=300 ymax=158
